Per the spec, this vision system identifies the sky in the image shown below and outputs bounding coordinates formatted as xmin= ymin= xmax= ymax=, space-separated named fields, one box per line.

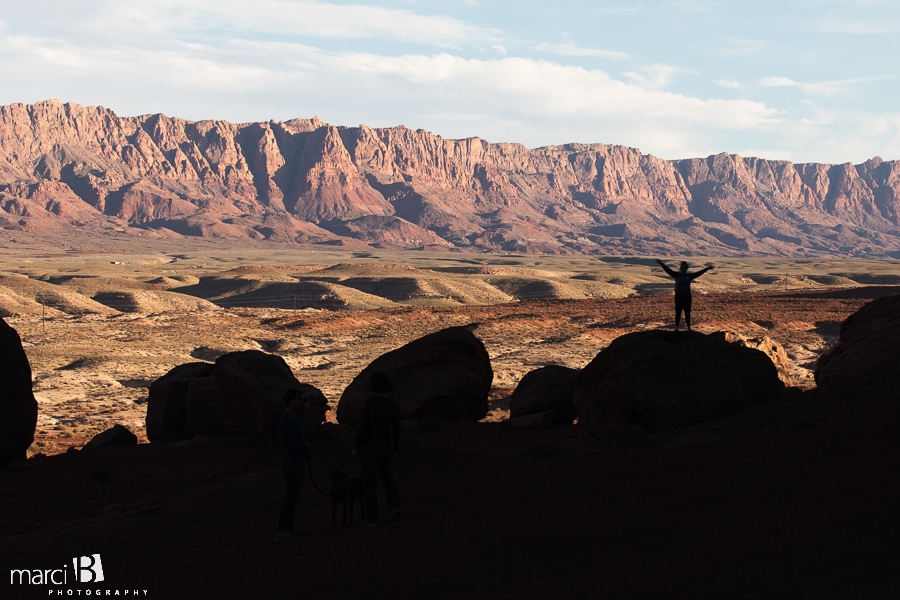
xmin=0 ymin=0 xmax=898 ymax=164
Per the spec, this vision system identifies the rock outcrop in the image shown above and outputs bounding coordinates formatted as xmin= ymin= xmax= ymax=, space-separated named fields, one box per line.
xmin=509 ymin=365 xmax=579 ymax=424
xmin=147 ymin=362 xmax=214 ymax=442
xmin=815 ymin=294 xmax=900 ymax=395
xmin=2 ymin=100 xmax=900 ymax=257
xmin=573 ymin=330 xmax=786 ymax=439
xmin=336 ymin=326 xmax=493 ymax=424
xmin=708 ymin=331 xmax=793 ymax=387
xmin=215 ymin=350 xmax=328 ymax=445
xmin=83 ymin=424 xmax=138 ymax=450
xmin=0 ymin=317 xmax=38 ymax=466
xmin=510 ymin=410 xmax=557 ymax=430
xmin=146 ymin=351 xmax=327 ymax=445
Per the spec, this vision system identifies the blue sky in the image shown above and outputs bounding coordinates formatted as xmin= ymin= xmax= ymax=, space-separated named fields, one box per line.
xmin=0 ymin=0 xmax=897 ymax=163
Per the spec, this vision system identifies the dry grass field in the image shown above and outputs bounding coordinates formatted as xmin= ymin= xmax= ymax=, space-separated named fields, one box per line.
xmin=3 ymin=230 xmax=899 ymax=456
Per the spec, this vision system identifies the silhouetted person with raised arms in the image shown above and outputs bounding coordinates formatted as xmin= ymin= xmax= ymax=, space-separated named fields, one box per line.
xmin=655 ymin=259 xmax=714 ymax=331
xmin=277 ymin=388 xmax=309 ymax=541
xmin=352 ymin=371 xmax=402 ymax=527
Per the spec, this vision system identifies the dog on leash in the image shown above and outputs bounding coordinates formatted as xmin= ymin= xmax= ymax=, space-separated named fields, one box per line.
xmin=328 ymin=468 xmax=364 ymax=529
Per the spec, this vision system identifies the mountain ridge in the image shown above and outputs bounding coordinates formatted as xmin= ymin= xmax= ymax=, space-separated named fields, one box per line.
xmin=2 ymin=99 xmax=899 ymax=258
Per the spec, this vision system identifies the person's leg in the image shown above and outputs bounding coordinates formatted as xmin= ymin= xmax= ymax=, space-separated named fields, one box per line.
xmin=674 ymin=296 xmax=684 ymax=330
xmin=360 ymin=444 xmax=379 ymax=523
xmin=684 ymin=295 xmax=693 ymax=330
xmin=278 ymin=460 xmax=304 ymax=534
xmin=374 ymin=445 xmax=402 ymax=514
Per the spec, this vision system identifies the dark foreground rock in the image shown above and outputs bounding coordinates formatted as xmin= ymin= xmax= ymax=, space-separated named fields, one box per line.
xmin=146 ymin=351 xmax=327 ymax=445
xmin=147 ymin=362 xmax=215 ymax=442
xmin=708 ymin=331 xmax=793 ymax=387
xmin=815 ymin=293 xmax=900 ymax=394
xmin=337 ymin=326 xmax=493 ymax=424
xmin=0 ymin=318 xmax=38 ymax=466
xmin=510 ymin=410 xmax=556 ymax=430
xmin=573 ymin=330 xmax=786 ymax=438
xmin=215 ymin=350 xmax=328 ymax=445
xmin=83 ymin=424 xmax=138 ymax=450
xmin=509 ymin=365 xmax=579 ymax=424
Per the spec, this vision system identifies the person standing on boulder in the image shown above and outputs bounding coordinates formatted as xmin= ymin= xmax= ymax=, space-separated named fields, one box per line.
xmin=352 ymin=371 xmax=402 ymax=527
xmin=277 ymin=388 xmax=309 ymax=541
xmin=655 ymin=259 xmax=714 ymax=331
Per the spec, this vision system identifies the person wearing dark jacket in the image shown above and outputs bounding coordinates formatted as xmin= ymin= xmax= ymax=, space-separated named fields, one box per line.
xmin=353 ymin=371 xmax=402 ymax=527
xmin=655 ymin=259 xmax=714 ymax=331
xmin=277 ymin=389 xmax=309 ymax=541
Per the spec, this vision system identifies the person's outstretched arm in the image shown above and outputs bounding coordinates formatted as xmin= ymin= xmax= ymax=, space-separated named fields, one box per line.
xmin=689 ymin=265 xmax=714 ymax=280
xmin=656 ymin=259 xmax=677 ymax=278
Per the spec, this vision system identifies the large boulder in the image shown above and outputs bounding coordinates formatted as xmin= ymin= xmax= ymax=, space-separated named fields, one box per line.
xmin=0 ymin=318 xmax=38 ymax=466
xmin=146 ymin=362 xmax=214 ymax=442
xmin=815 ymin=294 xmax=900 ymax=395
xmin=146 ymin=351 xmax=327 ymax=445
xmin=215 ymin=350 xmax=328 ymax=445
xmin=184 ymin=376 xmax=242 ymax=438
xmin=337 ymin=326 xmax=493 ymax=424
xmin=509 ymin=365 xmax=579 ymax=424
xmin=83 ymin=424 xmax=138 ymax=450
xmin=708 ymin=331 xmax=793 ymax=387
xmin=510 ymin=410 xmax=556 ymax=430
xmin=573 ymin=330 xmax=786 ymax=439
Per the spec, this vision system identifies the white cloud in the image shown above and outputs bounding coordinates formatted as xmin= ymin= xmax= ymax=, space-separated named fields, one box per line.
xmin=1 ymin=1 xmax=503 ymax=46
xmin=1 ymin=1 xmax=898 ymax=164
xmin=533 ymin=41 xmax=632 ymax=60
xmin=758 ymin=75 xmax=887 ymax=96
xmin=623 ymin=64 xmax=680 ymax=90
xmin=0 ymin=22 xmax=780 ymax=158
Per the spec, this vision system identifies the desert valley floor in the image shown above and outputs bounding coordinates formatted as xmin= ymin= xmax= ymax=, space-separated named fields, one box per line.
xmin=2 ymin=231 xmax=899 ymax=599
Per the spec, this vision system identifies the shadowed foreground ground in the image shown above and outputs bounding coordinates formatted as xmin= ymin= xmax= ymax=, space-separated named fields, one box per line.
xmin=2 ymin=379 xmax=899 ymax=599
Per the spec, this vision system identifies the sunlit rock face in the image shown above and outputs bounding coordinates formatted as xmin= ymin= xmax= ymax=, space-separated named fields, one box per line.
xmin=2 ymin=100 xmax=900 ymax=256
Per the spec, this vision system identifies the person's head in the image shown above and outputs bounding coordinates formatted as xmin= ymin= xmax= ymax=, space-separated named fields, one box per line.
xmin=283 ymin=388 xmax=306 ymax=413
xmin=679 ymin=261 xmax=689 ymax=273
xmin=370 ymin=371 xmax=393 ymax=394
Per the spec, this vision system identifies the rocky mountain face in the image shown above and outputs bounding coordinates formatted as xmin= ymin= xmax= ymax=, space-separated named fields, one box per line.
xmin=2 ymin=100 xmax=899 ymax=257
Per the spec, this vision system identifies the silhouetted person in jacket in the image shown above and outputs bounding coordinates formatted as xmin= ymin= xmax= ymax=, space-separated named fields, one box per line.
xmin=655 ymin=259 xmax=714 ymax=331
xmin=277 ymin=389 xmax=309 ymax=541
xmin=352 ymin=371 xmax=402 ymax=526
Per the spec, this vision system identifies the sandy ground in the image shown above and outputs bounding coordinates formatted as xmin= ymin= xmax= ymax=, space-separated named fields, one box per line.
xmin=0 ymin=238 xmax=894 ymax=455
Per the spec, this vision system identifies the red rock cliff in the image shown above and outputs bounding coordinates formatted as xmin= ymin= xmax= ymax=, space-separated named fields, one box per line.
xmin=1 ymin=100 xmax=899 ymax=257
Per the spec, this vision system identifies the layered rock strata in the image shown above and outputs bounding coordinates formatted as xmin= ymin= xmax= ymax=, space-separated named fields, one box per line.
xmin=2 ymin=100 xmax=900 ymax=257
